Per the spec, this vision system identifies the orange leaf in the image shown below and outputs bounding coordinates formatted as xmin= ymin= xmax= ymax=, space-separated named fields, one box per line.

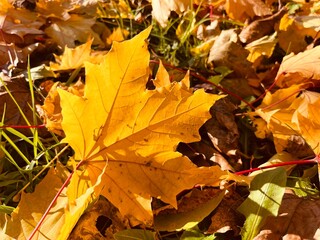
xmin=255 ymin=84 xmax=320 ymax=154
xmin=1 ymin=163 xmax=69 ymax=240
xmin=225 ymin=0 xmax=271 ymax=22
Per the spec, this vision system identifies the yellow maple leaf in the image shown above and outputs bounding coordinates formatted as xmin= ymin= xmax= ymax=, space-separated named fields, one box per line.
xmin=106 ymin=27 xmax=129 ymax=46
xmin=49 ymin=39 xmax=106 ymax=71
xmin=57 ymin=26 xmax=227 ymax=225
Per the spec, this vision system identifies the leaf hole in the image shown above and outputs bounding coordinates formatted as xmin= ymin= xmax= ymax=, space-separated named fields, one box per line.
xmin=96 ymin=215 xmax=112 ymax=237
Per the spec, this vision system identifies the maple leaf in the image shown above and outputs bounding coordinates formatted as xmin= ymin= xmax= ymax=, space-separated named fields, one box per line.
xmin=56 ymin=26 xmax=226 ymax=226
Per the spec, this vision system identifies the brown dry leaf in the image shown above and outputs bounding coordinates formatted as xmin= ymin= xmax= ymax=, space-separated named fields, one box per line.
xmin=0 ymin=42 xmax=41 ymax=68
xmin=206 ymin=187 xmax=244 ymax=236
xmin=1 ymin=163 xmax=69 ymax=240
xmin=151 ymin=0 xmax=191 ymax=27
xmin=45 ymin=14 xmax=104 ymax=48
xmin=36 ymin=0 xmax=74 ymax=20
xmin=254 ymin=192 xmax=320 ymax=240
xmin=206 ymin=98 xmax=239 ymax=155
xmin=208 ymin=29 xmax=257 ymax=79
xmin=225 ymin=0 xmax=272 ymax=22
xmin=0 ymin=8 xmax=44 ymax=42
xmin=0 ymin=75 xmax=48 ymax=136
xmin=51 ymin=27 xmax=232 ymax=228
xmin=68 ymin=198 xmax=129 ymax=239
xmin=154 ymin=188 xmax=227 ymax=231
xmin=275 ymin=45 xmax=320 ymax=88
xmin=239 ymin=7 xmax=286 ymax=44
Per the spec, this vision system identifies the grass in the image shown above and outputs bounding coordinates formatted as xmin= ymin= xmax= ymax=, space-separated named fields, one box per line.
xmin=0 ymin=66 xmax=68 ymax=211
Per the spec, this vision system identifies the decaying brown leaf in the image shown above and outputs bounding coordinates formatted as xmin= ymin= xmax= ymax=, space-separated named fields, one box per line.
xmin=254 ymin=192 xmax=320 ymax=240
xmin=0 ymin=75 xmax=47 ymax=136
xmin=68 ymin=198 xmax=129 ymax=240
xmin=206 ymin=187 xmax=244 ymax=236
xmin=239 ymin=7 xmax=286 ymax=44
xmin=208 ymin=29 xmax=257 ymax=79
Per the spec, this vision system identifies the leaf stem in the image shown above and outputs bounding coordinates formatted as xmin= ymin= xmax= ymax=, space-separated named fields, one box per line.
xmin=235 ymin=158 xmax=318 ymax=175
xmin=27 ymin=151 xmax=85 ymax=240
xmin=27 ymin=167 xmax=75 ymax=240
xmin=0 ymin=124 xmax=45 ymax=129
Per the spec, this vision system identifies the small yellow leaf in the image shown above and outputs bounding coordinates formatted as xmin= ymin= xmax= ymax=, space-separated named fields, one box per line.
xmin=153 ymin=60 xmax=171 ymax=88
xmin=106 ymin=27 xmax=129 ymax=46
xmin=246 ymin=32 xmax=278 ymax=63
xmin=277 ymin=14 xmax=318 ymax=53
xmin=49 ymin=39 xmax=106 ymax=71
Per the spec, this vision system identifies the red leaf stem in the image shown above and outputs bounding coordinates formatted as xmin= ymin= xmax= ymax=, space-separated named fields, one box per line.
xmin=235 ymin=158 xmax=318 ymax=175
xmin=28 ymin=159 xmax=84 ymax=240
xmin=0 ymin=124 xmax=45 ymax=129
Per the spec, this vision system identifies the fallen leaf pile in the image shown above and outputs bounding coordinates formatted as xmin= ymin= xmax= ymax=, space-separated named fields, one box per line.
xmin=0 ymin=0 xmax=320 ymax=239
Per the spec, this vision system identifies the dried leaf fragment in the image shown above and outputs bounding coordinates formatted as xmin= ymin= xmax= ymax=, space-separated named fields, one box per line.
xmin=255 ymin=193 xmax=320 ymax=240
